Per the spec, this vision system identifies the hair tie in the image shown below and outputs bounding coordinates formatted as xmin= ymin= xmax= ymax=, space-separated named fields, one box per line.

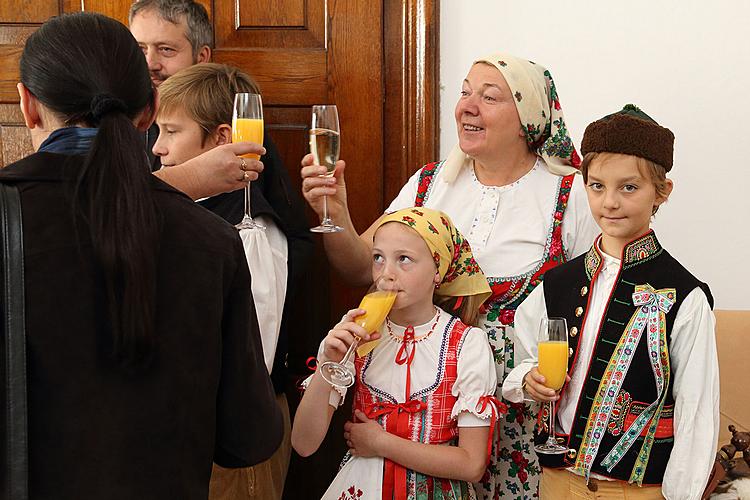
xmin=90 ymin=93 xmax=127 ymax=122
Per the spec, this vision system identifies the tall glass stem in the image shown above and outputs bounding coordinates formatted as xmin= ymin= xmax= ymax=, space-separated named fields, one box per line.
xmin=339 ymin=334 xmax=360 ymax=366
xmin=244 ymin=182 xmax=252 ymax=220
xmin=547 ymin=401 xmax=557 ymax=446
xmin=322 ymin=194 xmax=330 ymax=223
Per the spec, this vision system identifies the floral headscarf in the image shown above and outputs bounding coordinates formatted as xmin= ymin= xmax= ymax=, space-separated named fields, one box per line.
xmin=376 ymin=207 xmax=491 ymax=307
xmin=443 ymin=51 xmax=580 ymax=182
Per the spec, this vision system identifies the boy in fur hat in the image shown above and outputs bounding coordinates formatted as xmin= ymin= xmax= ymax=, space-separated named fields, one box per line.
xmin=502 ymin=105 xmax=720 ymax=499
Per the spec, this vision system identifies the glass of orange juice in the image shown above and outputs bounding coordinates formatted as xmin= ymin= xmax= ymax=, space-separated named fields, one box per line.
xmin=319 ymin=278 xmax=397 ymax=388
xmin=232 ymin=93 xmax=264 ymax=230
xmin=534 ymin=317 xmax=569 ymax=455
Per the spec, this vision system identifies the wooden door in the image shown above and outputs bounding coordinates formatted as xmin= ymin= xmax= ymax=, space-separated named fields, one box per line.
xmin=0 ymin=1 xmax=438 ymax=496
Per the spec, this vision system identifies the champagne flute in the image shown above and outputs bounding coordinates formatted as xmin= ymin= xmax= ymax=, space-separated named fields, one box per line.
xmin=319 ymin=278 xmax=397 ymax=388
xmin=534 ymin=317 xmax=569 ymax=455
xmin=232 ymin=93 xmax=265 ymax=230
xmin=309 ymin=105 xmax=343 ymax=233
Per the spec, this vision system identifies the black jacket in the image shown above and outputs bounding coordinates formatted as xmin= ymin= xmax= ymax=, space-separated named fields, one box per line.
xmin=0 ymin=152 xmax=282 ymax=500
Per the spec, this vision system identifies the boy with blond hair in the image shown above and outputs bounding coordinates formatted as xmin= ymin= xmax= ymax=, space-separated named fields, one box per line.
xmin=154 ymin=62 xmax=312 ymax=500
xmin=503 ymin=105 xmax=719 ymax=499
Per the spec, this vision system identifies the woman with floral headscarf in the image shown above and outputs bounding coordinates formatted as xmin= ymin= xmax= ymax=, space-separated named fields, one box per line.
xmin=300 ymin=53 xmax=599 ymax=498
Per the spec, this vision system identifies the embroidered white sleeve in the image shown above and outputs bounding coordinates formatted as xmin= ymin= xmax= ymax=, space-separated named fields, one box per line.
xmin=661 ymin=287 xmax=719 ymax=500
xmin=451 ymin=326 xmax=498 ymax=427
xmin=501 ymin=284 xmax=547 ymax=403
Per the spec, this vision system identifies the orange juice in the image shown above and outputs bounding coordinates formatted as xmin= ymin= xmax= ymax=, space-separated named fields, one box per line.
xmin=538 ymin=341 xmax=568 ymax=390
xmin=232 ymin=118 xmax=264 ymax=160
xmin=355 ymin=290 xmax=397 ymax=356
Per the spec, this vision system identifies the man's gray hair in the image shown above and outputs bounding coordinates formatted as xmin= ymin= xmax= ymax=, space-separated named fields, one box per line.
xmin=129 ymin=0 xmax=213 ymax=54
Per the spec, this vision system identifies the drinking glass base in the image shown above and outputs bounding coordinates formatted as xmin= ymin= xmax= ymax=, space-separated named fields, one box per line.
xmin=310 ymin=224 xmax=344 ymax=233
xmin=534 ymin=442 xmax=570 ymax=455
xmin=319 ymin=361 xmax=355 ymax=388
xmin=236 ymin=217 xmax=265 ymax=231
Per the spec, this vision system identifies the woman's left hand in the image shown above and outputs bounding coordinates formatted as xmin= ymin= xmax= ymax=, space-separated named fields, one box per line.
xmin=344 ymin=409 xmax=386 ymax=457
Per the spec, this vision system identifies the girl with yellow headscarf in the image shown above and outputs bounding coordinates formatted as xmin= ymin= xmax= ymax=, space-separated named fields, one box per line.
xmin=292 ymin=208 xmax=504 ymax=499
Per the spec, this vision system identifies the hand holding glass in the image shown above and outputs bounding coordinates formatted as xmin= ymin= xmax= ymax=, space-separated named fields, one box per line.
xmin=319 ymin=279 xmax=397 ymax=388
xmin=309 ymin=105 xmax=343 ymax=233
xmin=534 ymin=317 xmax=570 ymax=455
xmin=232 ymin=93 xmax=264 ymax=230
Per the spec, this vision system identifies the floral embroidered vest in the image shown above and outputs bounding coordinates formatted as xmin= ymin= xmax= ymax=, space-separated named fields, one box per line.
xmin=536 ymin=232 xmax=713 ymax=485
xmin=414 ymin=160 xmax=574 ymax=327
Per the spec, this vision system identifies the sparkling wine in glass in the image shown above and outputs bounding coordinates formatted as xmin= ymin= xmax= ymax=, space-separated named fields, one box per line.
xmin=309 ymin=105 xmax=343 ymax=233
xmin=232 ymin=93 xmax=264 ymax=230
xmin=319 ymin=279 xmax=397 ymax=388
xmin=534 ymin=317 xmax=570 ymax=455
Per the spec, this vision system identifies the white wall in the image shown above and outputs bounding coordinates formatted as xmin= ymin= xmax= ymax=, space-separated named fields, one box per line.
xmin=440 ymin=0 xmax=750 ymax=310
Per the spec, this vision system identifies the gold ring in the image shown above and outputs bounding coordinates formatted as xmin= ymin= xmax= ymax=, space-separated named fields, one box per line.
xmin=240 ymin=157 xmax=247 ymax=171
xmin=243 ymin=171 xmax=250 ymax=181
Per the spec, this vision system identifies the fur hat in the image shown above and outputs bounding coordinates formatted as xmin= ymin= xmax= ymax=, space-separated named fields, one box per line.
xmin=581 ymin=104 xmax=674 ymax=171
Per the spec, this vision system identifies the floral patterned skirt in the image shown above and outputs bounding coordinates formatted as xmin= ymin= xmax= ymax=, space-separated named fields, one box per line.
xmin=473 ymin=320 xmax=542 ymax=500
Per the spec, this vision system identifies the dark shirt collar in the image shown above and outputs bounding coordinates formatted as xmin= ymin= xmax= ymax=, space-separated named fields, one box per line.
xmin=38 ymin=127 xmax=98 ymax=155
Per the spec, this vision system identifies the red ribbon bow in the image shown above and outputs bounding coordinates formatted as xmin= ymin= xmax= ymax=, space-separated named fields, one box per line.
xmin=476 ymin=395 xmax=508 ymax=465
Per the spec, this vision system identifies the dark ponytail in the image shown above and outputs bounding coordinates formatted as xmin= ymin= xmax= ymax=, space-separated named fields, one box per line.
xmin=20 ymin=13 xmax=160 ymax=368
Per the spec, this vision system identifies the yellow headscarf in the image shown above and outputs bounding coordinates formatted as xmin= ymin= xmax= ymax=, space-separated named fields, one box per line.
xmin=443 ymin=52 xmax=580 ymax=182
xmin=376 ymin=207 xmax=491 ymax=307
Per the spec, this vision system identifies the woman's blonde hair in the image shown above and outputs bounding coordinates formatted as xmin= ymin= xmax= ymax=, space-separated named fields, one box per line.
xmin=157 ymin=62 xmax=260 ymax=145
xmin=580 ymin=152 xmax=671 ymax=215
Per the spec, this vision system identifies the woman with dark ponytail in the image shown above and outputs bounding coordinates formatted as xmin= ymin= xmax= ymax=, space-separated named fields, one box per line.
xmin=2 ymin=12 xmax=281 ymax=499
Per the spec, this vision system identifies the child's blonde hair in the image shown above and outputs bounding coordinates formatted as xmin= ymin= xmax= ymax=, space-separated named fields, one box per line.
xmin=156 ymin=62 xmax=260 ymax=145
xmin=580 ymin=152 xmax=671 ymax=215
xmin=435 ymin=295 xmax=484 ymax=327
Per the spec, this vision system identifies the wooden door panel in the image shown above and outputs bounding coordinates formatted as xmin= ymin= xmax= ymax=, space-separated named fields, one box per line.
xmin=0 ymin=105 xmax=31 ymax=166
xmin=214 ymin=0 xmax=325 ymax=48
xmin=78 ymin=0 xmax=130 ymax=24
xmin=239 ymin=0 xmax=306 ymax=27
xmin=0 ymin=1 xmax=59 ymax=23
xmin=216 ymin=49 xmax=327 ymax=105
xmin=0 ymin=46 xmax=23 ymax=103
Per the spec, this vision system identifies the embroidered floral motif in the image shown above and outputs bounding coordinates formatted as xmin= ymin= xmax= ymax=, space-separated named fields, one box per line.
xmin=410 ymin=209 xmax=424 ymax=217
xmin=515 ymin=91 xmax=523 ymax=102
xmin=414 ymin=161 xmax=442 ymax=207
xmin=607 ymin=391 xmax=633 ymax=437
xmin=337 ymin=485 xmax=363 ymax=500
xmin=538 ymin=118 xmax=575 ymax=161
xmin=427 ymin=221 xmax=439 ymax=235
xmin=432 ymin=251 xmax=440 ymax=268
xmin=523 ymin=123 xmax=542 ymax=146
xmin=545 ymin=69 xmax=561 ymax=111
xmin=623 ymin=232 xmax=663 ymax=268
xmin=443 ymin=238 xmax=481 ymax=283
xmin=401 ymin=215 xmax=416 ymax=227
xmin=497 ymin=60 xmax=507 ymax=67
xmin=585 ymin=246 xmax=602 ymax=280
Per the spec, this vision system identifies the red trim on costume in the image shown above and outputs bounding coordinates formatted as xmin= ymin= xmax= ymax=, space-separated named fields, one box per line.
xmin=476 ymin=395 xmax=508 ymax=465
